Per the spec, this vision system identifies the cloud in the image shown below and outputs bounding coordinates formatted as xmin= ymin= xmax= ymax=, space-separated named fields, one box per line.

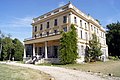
xmin=58 ymin=2 xmax=65 ymax=7
xmin=1 ymin=16 xmax=33 ymax=28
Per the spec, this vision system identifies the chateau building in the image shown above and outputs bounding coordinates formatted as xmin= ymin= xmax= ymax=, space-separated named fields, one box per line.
xmin=24 ymin=2 xmax=108 ymax=63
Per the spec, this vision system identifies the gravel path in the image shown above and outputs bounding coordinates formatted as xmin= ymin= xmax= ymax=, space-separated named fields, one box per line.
xmin=1 ymin=62 xmax=119 ymax=80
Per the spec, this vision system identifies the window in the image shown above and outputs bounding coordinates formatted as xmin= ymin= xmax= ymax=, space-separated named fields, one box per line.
xmin=35 ymin=47 xmax=37 ymax=54
xmin=63 ymin=16 xmax=67 ymax=23
xmin=54 ymin=19 xmax=57 ymax=26
xmin=34 ymin=26 xmax=37 ymax=32
xmin=85 ymin=32 xmax=88 ymax=40
xmin=46 ymin=32 xmax=49 ymax=36
xmin=91 ymin=25 xmax=93 ymax=31
xmin=34 ymin=34 xmax=36 ymax=38
xmin=54 ymin=30 xmax=58 ymax=34
xmin=63 ymin=27 xmax=67 ymax=32
xmin=47 ymin=22 xmax=49 ymax=28
xmin=39 ymin=47 xmax=42 ymax=55
xmin=80 ymin=30 xmax=82 ymax=39
xmin=80 ymin=20 xmax=82 ymax=27
xmin=40 ymin=33 xmax=42 ymax=37
xmin=97 ymin=28 xmax=98 ymax=33
xmin=85 ymin=23 xmax=87 ymax=29
xmin=40 ymin=24 xmax=43 ymax=30
xmin=94 ymin=27 xmax=96 ymax=33
xmin=74 ymin=17 xmax=77 ymax=23
xmin=81 ymin=45 xmax=84 ymax=55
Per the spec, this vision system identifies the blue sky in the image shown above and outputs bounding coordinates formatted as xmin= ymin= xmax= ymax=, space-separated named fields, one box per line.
xmin=0 ymin=0 xmax=120 ymax=42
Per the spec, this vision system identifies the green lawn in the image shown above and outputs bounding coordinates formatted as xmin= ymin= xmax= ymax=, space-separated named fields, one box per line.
xmin=53 ymin=60 xmax=120 ymax=77
xmin=0 ymin=64 xmax=50 ymax=80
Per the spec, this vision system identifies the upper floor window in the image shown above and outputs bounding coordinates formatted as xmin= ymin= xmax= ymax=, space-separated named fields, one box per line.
xmin=85 ymin=23 xmax=87 ymax=29
xmin=97 ymin=28 xmax=99 ymax=33
xmin=46 ymin=32 xmax=49 ymax=36
xmin=40 ymin=33 xmax=42 ymax=37
xmin=54 ymin=30 xmax=58 ymax=34
xmin=34 ymin=26 xmax=37 ymax=32
xmin=80 ymin=20 xmax=82 ymax=27
xmin=54 ymin=19 xmax=57 ymax=26
xmin=74 ymin=17 xmax=77 ymax=23
xmin=80 ymin=30 xmax=82 ymax=39
xmin=63 ymin=16 xmax=67 ymax=23
xmin=94 ymin=27 xmax=96 ymax=33
xmin=40 ymin=24 xmax=43 ymax=30
xmin=85 ymin=32 xmax=88 ymax=40
xmin=63 ymin=27 xmax=67 ymax=32
xmin=91 ymin=25 xmax=93 ymax=31
xmin=47 ymin=22 xmax=49 ymax=28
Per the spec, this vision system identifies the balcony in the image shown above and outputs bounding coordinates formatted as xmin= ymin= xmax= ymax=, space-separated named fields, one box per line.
xmin=24 ymin=31 xmax=61 ymax=41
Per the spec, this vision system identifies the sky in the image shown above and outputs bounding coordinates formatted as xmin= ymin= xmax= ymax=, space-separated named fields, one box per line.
xmin=0 ymin=0 xmax=120 ymax=42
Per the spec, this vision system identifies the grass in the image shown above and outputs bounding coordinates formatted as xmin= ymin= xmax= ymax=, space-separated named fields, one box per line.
xmin=0 ymin=64 xmax=51 ymax=80
xmin=38 ymin=60 xmax=120 ymax=77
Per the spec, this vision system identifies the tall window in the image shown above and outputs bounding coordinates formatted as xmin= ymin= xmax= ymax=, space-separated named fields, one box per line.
xmin=34 ymin=26 xmax=37 ymax=32
xmin=40 ymin=33 xmax=42 ymax=37
xmin=97 ymin=28 xmax=98 ymax=33
xmin=85 ymin=32 xmax=88 ymax=40
xmin=40 ymin=24 xmax=43 ymax=30
xmin=91 ymin=25 xmax=93 ymax=31
xmin=54 ymin=29 xmax=58 ymax=34
xmin=54 ymin=19 xmax=57 ymax=26
xmin=47 ymin=22 xmax=49 ymax=28
xmin=74 ymin=17 xmax=77 ymax=23
xmin=80 ymin=20 xmax=82 ymax=27
xmin=46 ymin=32 xmax=49 ymax=36
xmin=81 ymin=45 xmax=84 ymax=55
xmin=80 ymin=30 xmax=82 ymax=39
xmin=94 ymin=27 xmax=96 ymax=33
xmin=85 ymin=23 xmax=87 ymax=29
xmin=63 ymin=16 xmax=67 ymax=23
xmin=63 ymin=27 xmax=67 ymax=32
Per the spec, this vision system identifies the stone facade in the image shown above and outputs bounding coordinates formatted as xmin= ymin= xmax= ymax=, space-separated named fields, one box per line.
xmin=24 ymin=2 xmax=108 ymax=63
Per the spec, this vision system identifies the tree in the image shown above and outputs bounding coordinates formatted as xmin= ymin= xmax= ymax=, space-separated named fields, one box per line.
xmin=12 ymin=38 xmax=24 ymax=61
xmin=2 ymin=37 xmax=14 ymax=60
xmin=106 ymin=22 xmax=120 ymax=58
xmin=59 ymin=24 xmax=78 ymax=64
xmin=86 ymin=34 xmax=102 ymax=62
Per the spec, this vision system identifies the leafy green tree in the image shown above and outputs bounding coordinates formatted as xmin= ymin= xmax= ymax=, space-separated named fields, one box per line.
xmin=13 ymin=38 xmax=24 ymax=61
xmin=86 ymin=34 xmax=102 ymax=62
xmin=106 ymin=22 xmax=120 ymax=58
xmin=59 ymin=24 xmax=78 ymax=64
xmin=2 ymin=37 xmax=14 ymax=60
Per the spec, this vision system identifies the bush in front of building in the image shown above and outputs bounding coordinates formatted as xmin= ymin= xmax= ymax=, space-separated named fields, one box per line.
xmin=59 ymin=24 xmax=78 ymax=64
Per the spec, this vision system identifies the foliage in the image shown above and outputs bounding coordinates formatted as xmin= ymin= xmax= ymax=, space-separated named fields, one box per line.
xmin=59 ymin=24 xmax=78 ymax=64
xmin=2 ymin=37 xmax=14 ymax=60
xmin=13 ymin=38 xmax=24 ymax=61
xmin=106 ymin=22 xmax=120 ymax=58
xmin=0 ymin=31 xmax=24 ymax=61
xmin=86 ymin=34 xmax=102 ymax=62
